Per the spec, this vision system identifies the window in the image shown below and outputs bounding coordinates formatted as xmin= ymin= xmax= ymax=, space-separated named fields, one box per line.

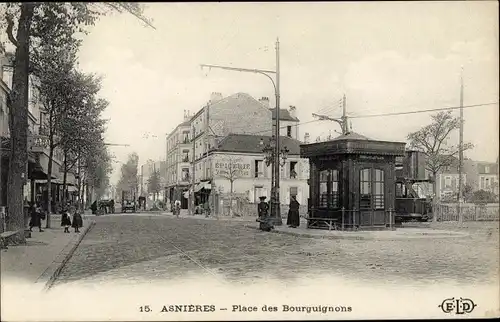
xmin=360 ymin=168 xmax=385 ymax=210
xmin=485 ymin=166 xmax=490 ymax=174
xmin=254 ymin=160 xmax=264 ymax=178
xmin=445 ymin=176 xmax=452 ymax=188
xmin=319 ymin=169 xmax=339 ymax=208
xmin=181 ymin=168 xmax=190 ymax=181
xmin=360 ymin=169 xmax=371 ymax=209
xmin=287 ymin=126 xmax=292 ymax=137
xmin=290 ymin=186 xmax=298 ymax=197
xmin=395 ymin=182 xmax=407 ymax=198
xmin=254 ymin=186 xmax=268 ymax=202
xmin=289 ymin=161 xmax=298 ymax=179
xmin=374 ymin=169 xmax=384 ymax=209
xmin=182 ymin=131 xmax=189 ymax=143
xmin=182 ymin=150 xmax=189 ymax=162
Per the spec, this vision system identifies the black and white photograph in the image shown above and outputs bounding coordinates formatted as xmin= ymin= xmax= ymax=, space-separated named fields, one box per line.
xmin=0 ymin=2 xmax=499 ymax=321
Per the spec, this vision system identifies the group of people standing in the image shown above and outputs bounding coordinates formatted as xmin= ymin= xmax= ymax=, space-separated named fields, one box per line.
xmin=256 ymin=195 xmax=301 ymax=231
xmin=28 ymin=203 xmax=83 ymax=233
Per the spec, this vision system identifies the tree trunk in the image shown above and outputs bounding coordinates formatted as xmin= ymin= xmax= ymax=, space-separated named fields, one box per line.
xmin=62 ymin=151 xmax=68 ymax=207
xmin=6 ymin=3 xmax=35 ymax=243
xmin=229 ymin=180 xmax=234 ymax=217
xmin=432 ymin=171 xmax=438 ymax=222
xmin=46 ymin=144 xmax=54 ymax=227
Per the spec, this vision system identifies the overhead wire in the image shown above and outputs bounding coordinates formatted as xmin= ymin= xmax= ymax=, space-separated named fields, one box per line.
xmin=241 ymin=101 xmax=498 ymax=137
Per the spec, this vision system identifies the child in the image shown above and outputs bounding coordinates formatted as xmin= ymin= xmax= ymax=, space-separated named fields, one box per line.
xmin=60 ymin=209 xmax=72 ymax=233
xmin=71 ymin=208 xmax=83 ymax=233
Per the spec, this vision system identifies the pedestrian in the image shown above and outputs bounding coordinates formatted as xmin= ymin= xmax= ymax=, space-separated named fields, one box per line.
xmin=286 ymin=195 xmax=300 ymax=228
xmin=257 ymin=196 xmax=273 ymax=232
xmin=29 ymin=203 xmax=44 ymax=232
xmin=174 ymin=199 xmax=181 ymax=217
xmin=90 ymin=200 xmax=97 ymax=214
xmin=60 ymin=208 xmax=72 ymax=233
xmin=71 ymin=208 xmax=83 ymax=233
xmin=110 ymin=199 xmax=115 ymax=214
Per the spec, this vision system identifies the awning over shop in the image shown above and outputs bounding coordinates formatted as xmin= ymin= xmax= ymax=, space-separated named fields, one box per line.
xmin=194 ymin=181 xmax=212 ymax=192
xmin=67 ymin=186 xmax=77 ymax=192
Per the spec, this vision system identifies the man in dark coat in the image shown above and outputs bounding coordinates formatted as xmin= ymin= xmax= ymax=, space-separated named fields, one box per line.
xmin=286 ymin=195 xmax=300 ymax=228
xmin=90 ymin=201 xmax=97 ymax=214
xmin=257 ymin=196 xmax=274 ymax=232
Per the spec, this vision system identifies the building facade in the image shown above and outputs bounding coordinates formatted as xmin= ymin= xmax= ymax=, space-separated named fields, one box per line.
xmin=198 ymin=134 xmax=309 ymax=206
xmin=464 ymin=159 xmax=499 ymax=195
xmin=1 ymin=48 xmax=77 ymax=214
xmin=165 ymin=111 xmax=192 ymax=208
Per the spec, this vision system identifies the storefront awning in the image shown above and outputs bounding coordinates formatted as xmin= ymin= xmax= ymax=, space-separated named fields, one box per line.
xmin=194 ymin=181 xmax=212 ymax=192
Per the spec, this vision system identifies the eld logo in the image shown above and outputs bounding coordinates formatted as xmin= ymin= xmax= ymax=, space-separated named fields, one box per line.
xmin=439 ymin=297 xmax=477 ymax=315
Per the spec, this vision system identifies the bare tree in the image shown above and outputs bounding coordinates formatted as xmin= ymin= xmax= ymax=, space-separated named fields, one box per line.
xmin=407 ymin=111 xmax=473 ymax=221
xmin=216 ymin=156 xmax=247 ymax=217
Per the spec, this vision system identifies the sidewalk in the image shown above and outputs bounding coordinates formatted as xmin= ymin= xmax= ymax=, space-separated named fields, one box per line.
xmin=1 ymin=214 xmax=95 ymax=292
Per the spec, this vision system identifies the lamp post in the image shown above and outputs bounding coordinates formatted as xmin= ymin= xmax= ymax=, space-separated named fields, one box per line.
xmin=260 ymin=136 xmax=289 ymax=224
xmin=201 ymin=37 xmax=282 ymax=223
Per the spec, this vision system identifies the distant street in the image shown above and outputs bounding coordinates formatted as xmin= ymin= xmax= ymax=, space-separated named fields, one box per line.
xmin=53 ymin=213 xmax=499 ymax=288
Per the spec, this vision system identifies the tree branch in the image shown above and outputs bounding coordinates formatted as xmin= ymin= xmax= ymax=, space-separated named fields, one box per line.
xmin=6 ymin=13 xmax=18 ymax=47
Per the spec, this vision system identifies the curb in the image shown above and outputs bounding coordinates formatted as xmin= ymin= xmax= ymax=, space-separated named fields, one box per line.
xmin=243 ymin=225 xmax=469 ymax=241
xmin=243 ymin=224 xmax=367 ymax=240
xmin=36 ymin=220 xmax=96 ymax=292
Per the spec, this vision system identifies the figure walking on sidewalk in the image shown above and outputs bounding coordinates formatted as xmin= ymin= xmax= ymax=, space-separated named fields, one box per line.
xmin=61 ymin=208 xmax=72 ymax=233
xmin=71 ymin=208 xmax=83 ymax=233
xmin=286 ymin=195 xmax=300 ymax=228
xmin=29 ymin=203 xmax=44 ymax=232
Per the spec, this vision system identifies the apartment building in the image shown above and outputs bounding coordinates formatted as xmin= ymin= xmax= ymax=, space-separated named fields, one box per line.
xmin=165 ymin=111 xmax=193 ymax=208
xmin=1 ymin=48 xmax=77 ymax=212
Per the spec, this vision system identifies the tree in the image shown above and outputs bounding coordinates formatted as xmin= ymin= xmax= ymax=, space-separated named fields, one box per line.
xmin=1 ymin=2 xmax=152 ymax=241
xmin=147 ymin=169 xmax=161 ymax=203
xmin=216 ymin=156 xmax=246 ymax=217
xmin=117 ymin=153 xmax=139 ymax=201
xmin=83 ymin=141 xmax=112 ymax=203
xmin=58 ymin=71 xmax=108 ymax=208
xmin=407 ymin=111 xmax=473 ymax=222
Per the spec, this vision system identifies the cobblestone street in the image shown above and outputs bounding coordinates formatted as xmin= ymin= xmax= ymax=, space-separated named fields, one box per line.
xmin=53 ymin=214 xmax=499 ymax=288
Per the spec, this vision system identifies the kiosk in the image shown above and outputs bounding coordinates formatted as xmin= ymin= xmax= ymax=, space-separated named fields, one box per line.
xmin=300 ymin=132 xmax=406 ymax=230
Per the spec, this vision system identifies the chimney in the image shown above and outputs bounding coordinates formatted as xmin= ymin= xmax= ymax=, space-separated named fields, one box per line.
xmin=304 ymin=132 xmax=310 ymax=144
xmin=259 ymin=97 xmax=270 ymax=109
xmin=289 ymin=105 xmax=297 ymax=118
xmin=210 ymin=92 xmax=223 ymax=104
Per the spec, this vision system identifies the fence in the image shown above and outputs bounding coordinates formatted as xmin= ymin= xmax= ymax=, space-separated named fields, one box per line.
xmin=215 ymin=196 xmax=308 ymax=218
xmin=434 ymin=203 xmax=499 ymax=222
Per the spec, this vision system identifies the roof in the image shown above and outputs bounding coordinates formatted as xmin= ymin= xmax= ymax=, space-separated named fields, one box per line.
xmin=477 ymin=162 xmax=498 ymax=175
xmin=330 ymin=132 xmax=370 ymax=141
xmin=215 ymin=133 xmax=302 ymax=155
xmin=270 ymin=108 xmax=299 ymax=122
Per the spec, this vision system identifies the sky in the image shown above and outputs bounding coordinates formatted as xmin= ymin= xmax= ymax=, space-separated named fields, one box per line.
xmin=74 ymin=2 xmax=499 ymax=184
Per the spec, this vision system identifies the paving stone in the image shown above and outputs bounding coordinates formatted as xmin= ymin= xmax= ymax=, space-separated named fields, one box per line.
xmin=53 ymin=215 xmax=499 ymax=288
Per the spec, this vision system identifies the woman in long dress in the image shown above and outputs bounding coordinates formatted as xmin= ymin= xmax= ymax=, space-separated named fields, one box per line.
xmin=286 ymin=195 xmax=300 ymax=228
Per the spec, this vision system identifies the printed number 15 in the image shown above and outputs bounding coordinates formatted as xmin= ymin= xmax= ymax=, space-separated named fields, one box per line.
xmin=140 ymin=305 xmax=151 ymax=312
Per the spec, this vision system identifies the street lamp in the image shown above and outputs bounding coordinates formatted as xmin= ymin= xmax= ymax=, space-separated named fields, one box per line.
xmin=201 ymin=37 xmax=283 ymax=224
xmin=260 ymin=137 xmax=289 ymax=167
